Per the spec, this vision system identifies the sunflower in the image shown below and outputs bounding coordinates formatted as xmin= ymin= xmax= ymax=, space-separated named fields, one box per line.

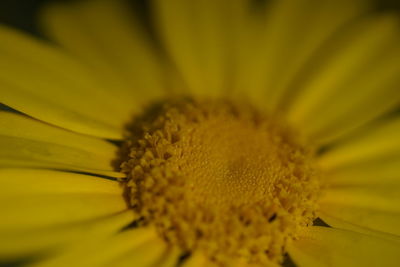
xmin=1 ymin=0 xmax=400 ymax=266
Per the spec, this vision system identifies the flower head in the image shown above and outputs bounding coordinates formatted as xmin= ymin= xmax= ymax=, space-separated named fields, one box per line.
xmin=0 ymin=0 xmax=399 ymax=266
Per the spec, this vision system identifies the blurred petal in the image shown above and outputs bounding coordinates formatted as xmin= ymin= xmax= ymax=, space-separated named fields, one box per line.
xmin=41 ymin=0 xmax=169 ymax=107
xmin=320 ymin=140 xmax=400 ymax=237
xmin=0 ymin=25 xmax=129 ymax=139
xmin=1 ymin=194 xmax=125 ymax=231
xmin=319 ymin=127 xmax=400 ymax=236
xmin=321 ymin=185 xmax=400 ymax=213
xmin=318 ymin=116 xmax=400 ymax=170
xmin=33 ymin=227 xmax=164 ymax=267
xmin=322 ymin=156 xmax=400 ymax=187
xmin=182 ymin=253 xmax=209 ymax=267
xmin=151 ymin=247 xmax=182 ymax=267
xmin=318 ymin=201 xmax=400 ymax=236
xmin=111 ymin=241 xmax=180 ymax=267
xmin=286 ymin=14 xmax=400 ymax=144
xmin=288 ymin=226 xmax=400 ymax=267
xmin=0 ymin=211 xmax=134 ymax=260
xmin=319 ymin=212 xmax=400 ymax=243
xmin=0 ymin=168 xmax=123 ymax=196
xmin=0 ymin=112 xmax=123 ymax=177
xmin=236 ymin=0 xmax=369 ymax=110
xmin=0 ymin=169 xmax=127 ymax=232
xmin=152 ymin=0 xmax=235 ymax=97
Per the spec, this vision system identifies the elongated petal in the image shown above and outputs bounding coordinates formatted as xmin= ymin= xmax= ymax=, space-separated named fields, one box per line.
xmin=322 ymin=185 xmax=400 ymax=213
xmin=288 ymin=226 xmax=400 ymax=267
xmin=0 ymin=135 xmax=123 ymax=178
xmin=320 ymin=149 xmax=400 ymax=238
xmin=237 ymin=0 xmax=369 ymax=111
xmin=0 ymin=169 xmax=127 ymax=232
xmin=322 ymin=159 xmax=400 ymax=189
xmin=152 ymin=0 xmax=233 ymax=97
xmin=41 ymin=0 xmax=168 ymax=107
xmin=0 ymin=112 xmax=115 ymax=157
xmin=0 ymin=211 xmax=134 ymax=260
xmin=319 ymin=127 xmax=400 ymax=236
xmin=1 ymin=194 xmax=127 ymax=232
xmin=318 ymin=203 xmax=400 ymax=236
xmin=182 ymin=253 xmax=210 ymax=267
xmin=319 ymin=212 xmax=400 ymax=243
xmin=286 ymin=14 xmax=400 ymax=144
xmin=110 ymin=241 xmax=180 ymax=267
xmin=0 ymin=112 xmax=123 ymax=177
xmin=157 ymin=248 xmax=182 ymax=267
xmin=0 ymin=168 xmax=123 ymax=196
xmin=319 ymin=116 xmax=400 ymax=170
xmin=33 ymin=228 xmax=163 ymax=267
xmin=0 ymin=25 xmax=130 ymax=139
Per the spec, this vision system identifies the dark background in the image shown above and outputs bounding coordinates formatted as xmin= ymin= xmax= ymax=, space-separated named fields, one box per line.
xmin=0 ymin=0 xmax=400 ymax=35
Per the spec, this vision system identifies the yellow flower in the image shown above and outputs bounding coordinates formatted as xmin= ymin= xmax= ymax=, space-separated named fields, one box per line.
xmin=0 ymin=0 xmax=399 ymax=266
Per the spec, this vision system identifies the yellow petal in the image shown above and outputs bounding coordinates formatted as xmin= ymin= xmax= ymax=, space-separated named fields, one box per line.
xmin=0 ymin=169 xmax=123 ymax=196
xmin=319 ymin=212 xmax=400 ymax=243
xmin=0 ymin=112 xmax=123 ymax=178
xmin=288 ymin=226 xmax=400 ymax=267
xmin=156 ymin=248 xmax=183 ymax=267
xmin=286 ymin=14 xmax=400 ymax=144
xmin=40 ymin=0 xmax=168 ymax=107
xmin=323 ymin=158 xmax=400 ymax=188
xmin=0 ymin=136 xmax=123 ymax=178
xmin=111 ymin=240 xmax=180 ymax=267
xmin=0 ymin=25 xmax=128 ymax=139
xmin=237 ymin=0 xmax=369 ymax=111
xmin=0 ymin=211 xmax=134 ymax=260
xmin=225 ymin=0 xmax=271 ymax=109
xmin=319 ymin=129 xmax=400 ymax=236
xmin=319 ymin=155 xmax=400 ymax=236
xmin=33 ymin=227 xmax=162 ymax=267
xmin=1 ymin=194 xmax=127 ymax=232
xmin=0 ymin=169 xmax=126 ymax=232
xmin=0 ymin=112 xmax=115 ymax=157
xmin=321 ymin=185 xmax=400 ymax=213
xmin=182 ymin=252 xmax=209 ymax=267
xmin=152 ymin=0 xmax=232 ymax=97
xmin=318 ymin=203 xmax=400 ymax=236
xmin=318 ymin=116 xmax=400 ymax=171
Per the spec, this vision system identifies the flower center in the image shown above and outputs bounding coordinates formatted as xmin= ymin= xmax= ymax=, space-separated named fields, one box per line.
xmin=121 ymin=98 xmax=321 ymax=266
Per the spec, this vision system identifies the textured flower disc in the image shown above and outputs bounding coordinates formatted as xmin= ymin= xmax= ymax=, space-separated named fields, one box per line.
xmin=121 ymin=98 xmax=322 ymax=266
